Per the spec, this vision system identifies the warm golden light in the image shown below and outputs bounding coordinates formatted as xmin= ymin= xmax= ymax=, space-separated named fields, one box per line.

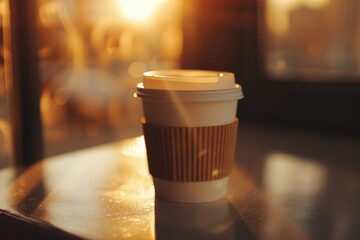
xmin=264 ymin=152 xmax=327 ymax=195
xmin=212 ymin=169 xmax=219 ymax=177
xmin=119 ymin=136 xmax=147 ymax=158
xmin=267 ymin=0 xmax=330 ymax=35
xmin=54 ymin=87 xmax=70 ymax=106
xmin=117 ymin=0 xmax=166 ymax=23
xmin=0 ymin=120 xmax=10 ymax=157
xmin=128 ymin=61 xmax=147 ymax=78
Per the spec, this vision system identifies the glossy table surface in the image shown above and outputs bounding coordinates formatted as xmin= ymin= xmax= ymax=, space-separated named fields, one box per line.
xmin=0 ymin=124 xmax=359 ymax=239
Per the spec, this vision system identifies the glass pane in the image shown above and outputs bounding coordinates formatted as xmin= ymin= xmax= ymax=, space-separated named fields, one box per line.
xmin=265 ymin=0 xmax=360 ymax=81
xmin=0 ymin=0 xmax=12 ymax=168
xmin=36 ymin=0 xmax=183 ymax=156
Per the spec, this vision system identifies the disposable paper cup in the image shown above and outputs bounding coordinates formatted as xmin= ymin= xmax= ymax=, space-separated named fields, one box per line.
xmin=136 ymin=69 xmax=243 ymax=203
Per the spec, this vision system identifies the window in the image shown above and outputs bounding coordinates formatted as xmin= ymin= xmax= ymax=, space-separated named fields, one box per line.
xmin=1 ymin=0 xmax=184 ymax=167
xmin=36 ymin=0 xmax=183 ymax=156
xmin=265 ymin=0 xmax=360 ymax=81
xmin=182 ymin=0 xmax=360 ymax=135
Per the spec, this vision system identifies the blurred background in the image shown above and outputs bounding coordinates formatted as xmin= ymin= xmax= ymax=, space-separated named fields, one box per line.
xmin=1 ymin=0 xmax=360 ymax=168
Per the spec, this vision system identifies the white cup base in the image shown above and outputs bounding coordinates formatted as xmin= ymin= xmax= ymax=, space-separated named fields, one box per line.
xmin=153 ymin=177 xmax=228 ymax=203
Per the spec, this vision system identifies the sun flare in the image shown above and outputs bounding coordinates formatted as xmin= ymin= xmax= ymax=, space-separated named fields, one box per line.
xmin=117 ymin=0 xmax=166 ymax=23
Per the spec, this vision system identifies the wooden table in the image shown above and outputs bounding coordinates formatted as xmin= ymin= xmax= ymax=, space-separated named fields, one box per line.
xmin=1 ymin=124 xmax=359 ymax=239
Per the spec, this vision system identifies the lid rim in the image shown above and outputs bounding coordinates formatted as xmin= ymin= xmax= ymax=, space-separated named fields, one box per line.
xmin=136 ymin=84 xmax=244 ymax=102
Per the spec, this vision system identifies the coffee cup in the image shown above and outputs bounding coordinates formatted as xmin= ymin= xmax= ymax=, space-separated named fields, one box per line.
xmin=136 ymin=69 xmax=243 ymax=203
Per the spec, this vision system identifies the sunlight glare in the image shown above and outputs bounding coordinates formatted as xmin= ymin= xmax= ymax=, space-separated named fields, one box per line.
xmin=117 ymin=0 xmax=167 ymax=23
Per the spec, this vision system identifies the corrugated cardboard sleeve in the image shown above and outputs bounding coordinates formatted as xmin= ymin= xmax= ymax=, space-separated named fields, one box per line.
xmin=142 ymin=119 xmax=238 ymax=182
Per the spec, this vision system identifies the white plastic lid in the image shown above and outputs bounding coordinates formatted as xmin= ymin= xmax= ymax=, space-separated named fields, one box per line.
xmin=143 ymin=69 xmax=236 ymax=90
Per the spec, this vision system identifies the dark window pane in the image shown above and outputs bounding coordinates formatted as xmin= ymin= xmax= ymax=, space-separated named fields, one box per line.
xmin=265 ymin=0 xmax=360 ymax=81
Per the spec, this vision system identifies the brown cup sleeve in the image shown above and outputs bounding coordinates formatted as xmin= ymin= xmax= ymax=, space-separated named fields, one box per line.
xmin=142 ymin=119 xmax=238 ymax=182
